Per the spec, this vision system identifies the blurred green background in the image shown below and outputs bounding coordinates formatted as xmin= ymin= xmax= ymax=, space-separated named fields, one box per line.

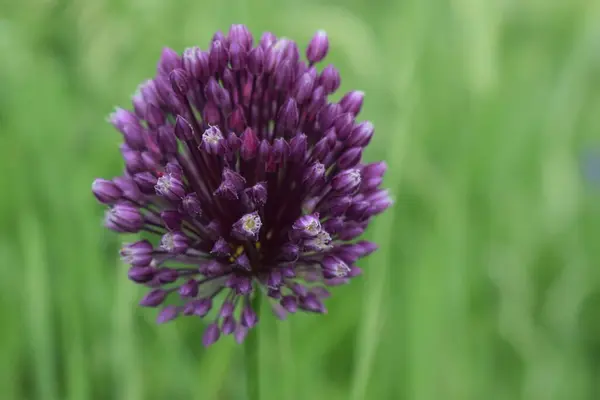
xmin=1 ymin=0 xmax=600 ymax=399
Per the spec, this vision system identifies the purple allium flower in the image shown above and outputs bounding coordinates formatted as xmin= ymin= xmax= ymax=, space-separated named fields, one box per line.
xmin=92 ymin=25 xmax=392 ymax=347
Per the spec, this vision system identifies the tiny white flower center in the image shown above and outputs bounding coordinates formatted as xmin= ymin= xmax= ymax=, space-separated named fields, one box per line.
xmin=203 ymin=126 xmax=223 ymax=145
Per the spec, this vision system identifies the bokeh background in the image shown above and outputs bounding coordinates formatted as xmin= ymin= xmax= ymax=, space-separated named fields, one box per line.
xmin=2 ymin=0 xmax=600 ymax=399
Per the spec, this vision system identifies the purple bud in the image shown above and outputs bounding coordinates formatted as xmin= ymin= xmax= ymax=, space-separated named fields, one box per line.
xmin=157 ymin=47 xmax=181 ymax=75
xmin=160 ymin=210 xmax=182 ymax=230
xmin=318 ymin=103 xmax=342 ymax=131
xmin=140 ymin=289 xmax=168 ymax=307
xmin=157 ymin=268 xmax=179 ymax=283
xmin=243 ymin=182 xmax=268 ymax=208
xmin=169 ymin=68 xmax=189 ymax=97
xmin=292 ymin=213 xmax=322 ymax=238
xmin=322 ymin=195 xmax=352 ymax=217
xmin=303 ymin=231 xmax=333 ymax=252
xmin=274 ymin=60 xmax=294 ymax=90
xmin=362 ymin=160 xmax=387 ymax=179
xmin=338 ymin=223 xmax=365 ymax=241
xmin=337 ymin=147 xmax=363 ymax=169
xmin=347 ymin=200 xmax=370 ymax=220
xmin=240 ymin=127 xmax=259 ymax=160
xmin=157 ymin=305 xmax=180 ymax=324
xmin=120 ymin=240 xmax=154 ymax=266
xmin=160 ymin=231 xmax=189 ymax=254
xmin=322 ymin=217 xmax=345 ymax=234
xmin=322 ymin=255 xmax=351 ymax=278
xmin=209 ymin=40 xmax=228 ymax=73
xmin=306 ymin=30 xmax=329 ymax=63
xmin=127 ymin=266 xmax=155 ymax=283
xmin=334 ymin=113 xmax=354 ymax=140
xmin=133 ymin=172 xmax=157 ymax=194
xmin=260 ymin=32 xmax=277 ymax=48
xmin=303 ymin=162 xmax=325 ymax=186
xmin=211 ymin=237 xmax=232 ymax=257
xmin=279 ymin=243 xmax=299 ymax=261
xmin=145 ymin=103 xmax=165 ymax=128
xmin=181 ymin=193 xmax=202 ymax=217
xmin=232 ymin=212 xmax=262 ymax=241
xmin=235 ymin=325 xmax=249 ymax=344
xmin=229 ymin=24 xmax=253 ymax=48
xmin=228 ymin=42 xmax=247 ymax=70
xmin=105 ymin=203 xmax=144 ymax=233
xmin=289 ymin=133 xmax=307 ymax=162
xmin=241 ymin=303 xmax=258 ymax=328
xmin=331 ymin=169 xmax=361 ymax=194
xmin=221 ymin=316 xmax=236 ymax=335
xmin=205 ymin=78 xmax=231 ymax=109
xmin=141 ymin=151 xmax=161 ymax=172
xmin=220 ymin=301 xmax=235 ymax=318
xmin=340 ymin=91 xmax=364 ymax=116
xmin=295 ymin=72 xmax=315 ymax=104
xmin=202 ymin=323 xmax=221 ymax=347
xmin=308 ymin=86 xmax=326 ymax=114
xmin=267 ymin=269 xmax=283 ymax=288
xmin=347 ymin=121 xmax=374 ymax=147
xmin=182 ymin=47 xmax=202 ymax=79
xmin=201 ymin=125 xmax=225 ymax=155
xmin=311 ymin=137 xmax=331 ymax=162
xmin=320 ymin=65 xmax=341 ymax=94
xmin=235 ymin=253 xmax=251 ymax=271
xmin=272 ymin=138 xmax=290 ymax=163
xmin=278 ymin=98 xmax=299 ymax=131
xmin=92 ymin=179 xmax=122 ymax=204
xmin=174 ymin=115 xmax=194 ymax=140
xmin=157 ymin=125 xmax=178 ymax=154
xmin=280 ymin=296 xmax=298 ymax=313
xmin=191 ymin=298 xmax=213 ymax=317
xmin=155 ymin=174 xmax=186 ymax=200
xmin=248 ymin=47 xmax=265 ymax=75
xmin=179 ymin=279 xmax=199 ymax=298
xmin=228 ymin=106 xmax=247 ymax=134
xmin=299 ymin=293 xmax=327 ymax=313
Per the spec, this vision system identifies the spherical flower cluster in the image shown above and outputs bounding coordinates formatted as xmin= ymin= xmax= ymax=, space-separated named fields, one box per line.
xmin=92 ymin=25 xmax=391 ymax=347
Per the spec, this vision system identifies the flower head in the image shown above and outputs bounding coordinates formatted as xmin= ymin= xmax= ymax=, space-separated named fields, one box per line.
xmin=93 ymin=25 xmax=391 ymax=347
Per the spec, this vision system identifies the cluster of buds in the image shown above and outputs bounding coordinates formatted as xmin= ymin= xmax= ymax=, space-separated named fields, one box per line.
xmin=93 ymin=25 xmax=391 ymax=346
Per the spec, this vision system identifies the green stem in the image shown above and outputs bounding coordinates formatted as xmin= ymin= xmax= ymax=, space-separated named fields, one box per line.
xmin=244 ymin=294 xmax=261 ymax=400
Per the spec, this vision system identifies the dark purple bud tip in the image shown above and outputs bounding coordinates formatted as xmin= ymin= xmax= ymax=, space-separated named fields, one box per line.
xmin=232 ymin=212 xmax=262 ymax=241
xmin=157 ymin=305 xmax=180 ymax=324
xmin=202 ymin=323 xmax=221 ymax=347
xmin=160 ymin=231 xmax=189 ymax=254
xmin=158 ymin=47 xmax=181 ymax=75
xmin=120 ymin=240 xmax=154 ymax=266
xmin=306 ymin=30 xmax=329 ymax=63
xmin=140 ymin=289 xmax=168 ymax=307
xmin=92 ymin=179 xmax=122 ymax=204
xmin=303 ymin=162 xmax=325 ymax=186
